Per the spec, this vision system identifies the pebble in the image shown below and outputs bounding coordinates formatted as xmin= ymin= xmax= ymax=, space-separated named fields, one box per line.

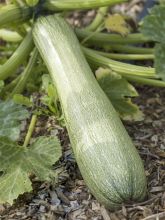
xmin=0 ymin=205 xmax=5 ymax=213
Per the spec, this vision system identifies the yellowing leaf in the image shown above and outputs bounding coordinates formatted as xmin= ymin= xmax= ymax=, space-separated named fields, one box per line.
xmin=105 ymin=14 xmax=130 ymax=36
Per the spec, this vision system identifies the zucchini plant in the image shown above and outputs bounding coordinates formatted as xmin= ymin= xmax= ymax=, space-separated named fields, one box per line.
xmin=0 ymin=0 xmax=164 ymax=209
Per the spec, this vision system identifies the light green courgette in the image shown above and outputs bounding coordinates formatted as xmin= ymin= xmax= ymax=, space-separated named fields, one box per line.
xmin=33 ymin=15 xmax=147 ymax=210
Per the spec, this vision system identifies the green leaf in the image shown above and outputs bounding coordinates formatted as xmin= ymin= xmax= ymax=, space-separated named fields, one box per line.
xmin=13 ymin=94 xmax=33 ymax=107
xmin=41 ymin=74 xmax=59 ymax=109
xmin=0 ymin=167 xmax=31 ymax=205
xmin=41 ymin=74 xmax=65 ymax=126
xmin=0 ymin=100 xmax=29 ymax=141
xmin=96 ymin=68 xmax=143 ymax=121
xmin=154 ymin=43 xmax=165 ymax=81
xmin=0 ymin=136 xmax=62 ymax=204
xmin=140 ymin=5 xmax=165 ymax=43
xmin=26 ymin=0 xmax=39 ymax=6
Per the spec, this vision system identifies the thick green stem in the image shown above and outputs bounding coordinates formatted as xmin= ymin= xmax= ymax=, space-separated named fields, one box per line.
xmin=0 ymin=4 xmax=32 ymax=27
xmin=125 ymin=75 xmax=165 ymax=87
xmin=9 ymin=48 xmax=38 ymax=97
xmin=76 ymin=28 xmax=150 ymax=44
xmin=23 ymin=114 xmax=37 ymax=147
xmin=96 ymin=50 xmax=154 ymax=60
xmin=0 ymin=29 xmax=22 ymax=42
xmin=83 ymin=47 xmax=155 ymax=77
xmin=43 ymin=0 xmax=127 ymax=11
xmin=0 ymin=31 xmax=34 ymax=80
xmin=103 ymin=44 xmax=154 ymax=54
xmin=84 ymin=7 xmax=108 ymax=31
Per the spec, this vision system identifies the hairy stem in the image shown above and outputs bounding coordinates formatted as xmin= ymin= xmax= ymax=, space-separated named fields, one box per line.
xmin=0 ymin=31 xmax=34 ymax=80
xmin=76 ymin=28 xmax=149 ymax=44
xmin=0 ymin=75 xmax=21 ymax=99
xmin=43 ymin=0 xmax=127 ymax=11
xmin=9 ymin=48 xmax=38 ymax=97
xmin=83 ymin=47 xmax=155 ymax=77
xmin=84 ymin=7 xmax=108 ymax=31
xmin=125 ymin=75 xmax=165 ymax=87
xmin=0 ymin=4 xmax=32 ymax=27
xmin=23 ymin=114 xmax=37 ymax=147
xmin=102 ymin=44 xmax=154 ymax=54
xmin=95 ymin=50 xmax=154 ymax=60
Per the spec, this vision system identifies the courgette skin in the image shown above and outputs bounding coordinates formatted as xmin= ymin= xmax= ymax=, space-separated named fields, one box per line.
xmin=33 ymin=15 xmax=147 ymax=210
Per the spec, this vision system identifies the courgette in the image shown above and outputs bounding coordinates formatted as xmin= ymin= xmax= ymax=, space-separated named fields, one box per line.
xmin=33 ymin=15 xmax=147 ymax=210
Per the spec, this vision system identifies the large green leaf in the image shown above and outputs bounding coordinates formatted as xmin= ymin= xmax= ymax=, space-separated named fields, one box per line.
xmin=0 ymin=100 xmax=29 ymax=141
xmin=96 ymin=68 xmax=143 ymax=121
xmin=140 ymin=5 xmax=165 ymax=43
xmin=154 ymin=43 xmax=165 ymax=81
xmin=140 ymin=5 xmax=165 ymax=81
xmin=0 ymin=136 xmax=62 ymax=204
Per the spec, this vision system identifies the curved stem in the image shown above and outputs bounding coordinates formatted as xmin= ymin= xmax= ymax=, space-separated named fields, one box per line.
xmin=23 ymin=114 xmax=37 ymax=147
xmin=76 ymin=28 xmax=150 ymax=44
xmin=9 ymin=48 xmax=38 ymax=98
xmin=0 ymin=75 xmax=21 ymax=99
xmin=103 ymin=44 xmax=154 ymax=54
xmin=0 ymin=31 xmax=34 ymax=80
xmin=125 ymin=75 xmax=165 ymax=87
xmin=95 ymin=50 xmax=154 ymax=60
xmin=0 ymin=29 xmax=22 ymax=42
xmin=84 ymin=7 xmax=108 ymax=31
xmin=43 ymin=0 xmax=127 ymax=11
xmin=82 ymin=47 xmax=155 ymax=77
xmin=0 ymin=4 xmax=32 ymax=27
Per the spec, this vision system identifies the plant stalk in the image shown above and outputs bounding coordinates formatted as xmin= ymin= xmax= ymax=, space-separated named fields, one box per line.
xmin=0 ymin=4 xmax=32 ymax=27
xmin=125 ymin=75 xmax=165 ymax=87
xmin=43 ymin=0 xmax=127 ymax=11
xmin=76 ymin=28 xmax=150 ymax=44
xmin=0 ymin=75 xmax=21 ymax=99
xmin=83 ymin=47 xmax=155 ymax=77
xmin=9 ymin=48 xmax=38 ymax=97
xmin=103 ymin=44 xmax=154 ymax=54
xmin=84 ymin=7 xmax=108 ymax=31
xmin=96 ymin=50 xmax=154 ymax=60
xmin=23 ymin=114 xmax=37 ymax=147
xmin=0 ymin=31 xmax=34 ymax=80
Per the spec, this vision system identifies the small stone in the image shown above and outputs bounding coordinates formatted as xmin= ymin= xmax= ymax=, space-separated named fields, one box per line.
xmin=0 ymin=204 xmax=5 ymax=213
xmin=151 ymin=135 xmax=158 ymax=143
xmin=160 ymin=144 xmax=165 ymax=150
xmin=39 ymin=205 xmax=46 ymax=213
